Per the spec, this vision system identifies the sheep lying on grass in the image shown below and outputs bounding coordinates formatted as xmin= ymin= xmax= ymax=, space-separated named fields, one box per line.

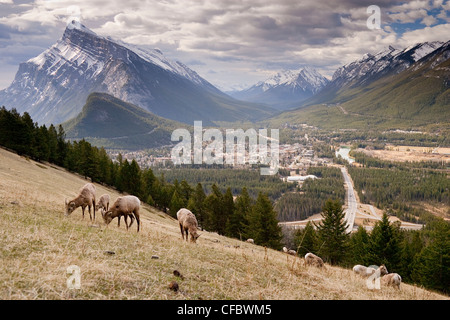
xmin=102 ymin=195 xmax=141 ymax=232
xmin=177 ymin=208 xmax=200 ymax=243
xmin=65 ymin=183 xmax=96 ymax=221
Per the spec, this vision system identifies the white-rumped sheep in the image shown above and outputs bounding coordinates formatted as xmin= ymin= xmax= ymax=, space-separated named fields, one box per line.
xmin=176 ymin=208 xmax=200 ymax=243
xmin=65 ymin=183 xmax=96 ymax=221
xmin=353 ymin=264 xmax=388 ymax=278
xmin=305 ymin=252 xmax=324 ymax=268
xmin=102 ymin=195 xmax=141 ymax=232
xmin=382 ymin=273 xmax=402 ymax=289
xmin=246 ymin=239 xmax=254 ymax=244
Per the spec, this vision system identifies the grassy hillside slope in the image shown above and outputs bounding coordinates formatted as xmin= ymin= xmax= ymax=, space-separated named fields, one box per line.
xmin=0 ymin=147 xmax=447 ymax=300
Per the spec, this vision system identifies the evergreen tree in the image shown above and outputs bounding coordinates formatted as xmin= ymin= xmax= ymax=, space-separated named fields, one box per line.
xmin=412 ymin=220 xmax=449 ymax=293
xmin=179 ymin=180 xmax=193 ymax=207
xmin=399 ymin=231 xmax=423 ymax=283
xmin=368 ymin=213 xmax=402 ymax=271
xmin=188 ymin=183 xmax=207 ymax=230
xmin=248 ymin=192 xmax=282 ymax=250
xmin=226 ymin=187 xmax=252 ymax=240
xmin=348 ymin=226 xmax=371 ymax=266
xmin=205 ymin=184 xmax=225 ymax=234
xmin=97 ymin=147 xmax=112 ymax=185
xmin=142 ymin=167 xmax=156 ymax=205
xmin=316 ymin=199 xmax=349 ymax=264
xmin=56 ymin=125 xmax=67 ymax=167
xmin=169 ymin=189 xmax=184 ymax=217
xmin=294 ymin=221 xmax=318 ymax=256
xmin=223 ymin=187 xmax=235 ymax=236
xmin=35 ymin=125 xmax=50 ymax=161
xmin=47 ymin=124 xmax=58 ymax=164
xmin=128 ymin=159 xmax=142 ymax=197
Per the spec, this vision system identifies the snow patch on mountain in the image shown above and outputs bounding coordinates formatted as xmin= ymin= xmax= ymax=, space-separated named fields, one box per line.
xmin=255 ymin=66 xmax=328 ymax=93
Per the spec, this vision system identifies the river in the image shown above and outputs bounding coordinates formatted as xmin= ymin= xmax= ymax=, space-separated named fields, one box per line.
xmin=336 ymin=147 xmax=355 ymax=164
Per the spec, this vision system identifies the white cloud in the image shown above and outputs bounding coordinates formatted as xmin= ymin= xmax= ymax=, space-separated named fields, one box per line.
xmin=398 ymin=23 xmax=450 ymax=46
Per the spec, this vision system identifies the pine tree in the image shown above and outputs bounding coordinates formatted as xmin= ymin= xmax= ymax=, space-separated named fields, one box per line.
xmin=47 ymin=124 xmax=58 ymax=164
xmin=348 ymin=226 xmax=371 ymax=266
xmin=368 ymin=213 xmax=402 ymax=270
xmin=316 ymin=199 xmax=349 ymax=264
xmin=412 ymin=220 xmax=449 ymax=293
xmin=248 ymin=192 xmax=282 ymax=250
xmin=170 ymin=189 xmax=184 ymax=217
xmin=226 ymin=187 xmax=252 ymax=240
xmin=128 ymin=159 xmax=142 ymax=197
xmin=188 ymin=183 xmax=207 ymax=230
xmin=294 ymin=221 xmax=318 ymax=256
xmin=205 ymin=184 xmax=225 ymax=234
xmin=399 ymin=231 xmax=423 ymax=283
xmin=179 ymin=180 xmax=193 ymax=207
xmin=223 ymin=187 xmax=235 ymax=236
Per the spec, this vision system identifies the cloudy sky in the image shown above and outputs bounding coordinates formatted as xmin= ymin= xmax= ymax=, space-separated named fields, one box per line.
xmin=0 ymin=0 xmax=449 ymax=91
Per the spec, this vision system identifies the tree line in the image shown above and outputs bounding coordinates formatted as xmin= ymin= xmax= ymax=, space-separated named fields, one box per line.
xmin=292 ymin=199 xmax=449 ymax=294
xmin=153 ymin=167 xmax=295 ymax=201
xmin=275 ymin=167 xmax=345 ymax=221
xmin=347 ymin=152 xmax=449 ymax=223
xmin=0 ymin=107 xmax=282 ymax=249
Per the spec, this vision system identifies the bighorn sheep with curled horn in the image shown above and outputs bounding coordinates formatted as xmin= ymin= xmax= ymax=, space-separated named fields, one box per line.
xmin=176 ymin=208 xmax=200 ymax=243
xmin=65 ymin=183 xmax=96 ymax=221
xmin=102 ymin=195 xmax=141 ymax=232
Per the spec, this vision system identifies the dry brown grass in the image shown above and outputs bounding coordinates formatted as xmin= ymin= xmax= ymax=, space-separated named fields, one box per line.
xmin=358 ymin=146 xmax=450 ymax=164
xmin=0 ymin=147 xmax=448 ymax=300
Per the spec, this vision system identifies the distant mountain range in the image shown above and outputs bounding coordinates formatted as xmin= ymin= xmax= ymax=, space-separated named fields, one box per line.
xmin=230 ymin=66 xmax=329 ymax=110
xmin=269 ymin=40 xmax=450 ymax=130
xmin=0 ymin=21 xmax=275 ymax=126
xmin=63 ymin=92 xmax=184 ymax=150
xmin=304 ymin=41 xmax=447 ymax=106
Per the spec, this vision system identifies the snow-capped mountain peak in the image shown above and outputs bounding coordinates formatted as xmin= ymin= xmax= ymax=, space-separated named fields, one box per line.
xmin=257 ymin=67 xmax=328 ymax=93
xmin=1 ymin=22 xmax=272 ymax=126
xmin=230 ymin=66 xmax=329 ymax=110
xmin=332 ymin=41 xmax=445 ymax=85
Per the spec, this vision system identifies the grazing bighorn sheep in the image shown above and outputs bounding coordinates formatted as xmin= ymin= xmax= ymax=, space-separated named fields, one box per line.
xmin=382 ymin=273 xmax=402 ymax=289
xmin=176 ymin=208 xmax=200 ymax=243
xmin=96 ymin=194 xmax=110 ymax=212
xmin=304 ymin=253 xmax=324 ymax=268
xmin=283 ymin=247 xmax=297 ymax=256
xmin=102 ymin=195 xmax=141 ymax=232
xmin=65 ymin=183 xmax=96 ymax=221
xmin=246 ymin=239 xmax=254 ymax=244
xmin=353 ymin=264 xmax=388 ymax=278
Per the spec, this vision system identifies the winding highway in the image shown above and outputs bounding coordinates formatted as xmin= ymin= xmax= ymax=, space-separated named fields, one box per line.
xmin=340 ymin=166 xmax=357 ymax=233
